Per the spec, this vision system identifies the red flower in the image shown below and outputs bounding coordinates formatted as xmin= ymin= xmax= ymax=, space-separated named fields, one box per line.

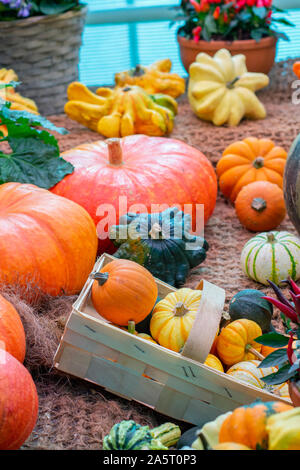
xmin=213 ymin=6 xmax=220 ymax=19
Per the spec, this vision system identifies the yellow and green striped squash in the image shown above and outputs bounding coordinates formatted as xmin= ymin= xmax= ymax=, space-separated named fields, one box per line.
xmin=241 ymin=231 xmax=300 ymax=285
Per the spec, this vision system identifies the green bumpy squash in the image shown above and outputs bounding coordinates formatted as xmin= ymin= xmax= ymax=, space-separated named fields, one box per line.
xmin=229 ymin=289 xmax=273 ymax=333
xmin=109 ymin=206 xmax=209 ymax=287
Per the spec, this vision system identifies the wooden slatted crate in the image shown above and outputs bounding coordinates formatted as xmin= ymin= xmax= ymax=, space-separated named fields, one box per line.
xmin=54 ymin=254 xmax=291 ymax=426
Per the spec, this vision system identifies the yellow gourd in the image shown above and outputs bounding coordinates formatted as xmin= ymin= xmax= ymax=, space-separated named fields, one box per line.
xmin=150 ymin=288 xmax=202 ymax=352
xmin=266 ymin=407 xmax=300 ymax=450
xmin=204 ymin=354 xmax=224 ymax=373
xmin=188 ymin=49 xmax=269 ymax=127
xmin=64 ymin=82 xmax=177 ymax=137
xmin=0 ymin=68 xmax=38 ymax=115
xmin=115 ymin=59 xmax=185 ymax=98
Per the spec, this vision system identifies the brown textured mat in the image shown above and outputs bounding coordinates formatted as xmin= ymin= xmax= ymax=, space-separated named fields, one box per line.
xmin=3 ymin=59 xmax=300 ymax=449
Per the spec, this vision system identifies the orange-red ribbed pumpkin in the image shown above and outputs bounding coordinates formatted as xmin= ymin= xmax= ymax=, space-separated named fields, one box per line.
xmin=0 ymin=294 xmax=26 ymax=363
xmin=0 ymin=183 xmax=98 ymax=297
xmin=0 ymin=351 xmax=38 ymax=450
xmin=52 ymin=135 xmax=217 ymax=253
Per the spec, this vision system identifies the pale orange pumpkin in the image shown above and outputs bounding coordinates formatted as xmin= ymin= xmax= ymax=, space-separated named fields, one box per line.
xmin=217 ymin=137 xmax=287 ymax=203
xmin=235 ymin=181 xmax=286 ymax=232
xmin=216 ymin=319 xmax=263 ymax=366
xmin=0 ymin=295 xmax=26 ymax=363
xmin=204 ymin=354 xmax=224 ymax=373
xmin=91 ymin=259 xmax=158 ymax=326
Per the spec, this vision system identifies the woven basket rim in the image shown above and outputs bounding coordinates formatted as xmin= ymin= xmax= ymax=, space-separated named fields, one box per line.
xmin=0 ymin=4 xmax=87 ymax=29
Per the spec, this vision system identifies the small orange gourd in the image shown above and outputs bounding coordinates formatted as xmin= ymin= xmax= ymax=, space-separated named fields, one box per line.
xmin=219 ymin=401 xmax=293 ymax=449
xmin=204 ymin=354 xmax=224 ymax=373
xmin=91 ymin=259 xmax=158 ymax=326
xmin=235 ymin=181 xmax=286 ymax=232
xmin=216 ymin=319 xmax=263 ymax=366
xmin=217 ymin=137 xmax=287 ymax=202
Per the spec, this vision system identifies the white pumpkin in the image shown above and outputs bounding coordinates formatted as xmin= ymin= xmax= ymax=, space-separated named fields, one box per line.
xmin=226 ymin=360 xmax=277 ymax=391
xmin=241 ymin=231 xmax=300 ymax=285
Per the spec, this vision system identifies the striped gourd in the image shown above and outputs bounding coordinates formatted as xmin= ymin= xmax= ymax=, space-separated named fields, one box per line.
xmin=226 ymin=360 xmax=277 ymax=391
xmin=241 ymin=231 xmax=300 ymax=285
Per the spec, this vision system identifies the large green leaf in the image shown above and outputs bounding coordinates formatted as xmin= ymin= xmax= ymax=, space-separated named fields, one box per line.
xmin=255 ymin=332 xmax=290 ymax=348
xmin=261 ymin=364 xmax=295 ymax=386
xmin=39 ymin=0 xmax=77 ymax=15
xmin=258 ymin=348 xmax=288 ymax=369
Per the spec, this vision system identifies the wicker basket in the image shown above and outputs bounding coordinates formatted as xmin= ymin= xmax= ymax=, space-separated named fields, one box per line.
xmin=0 ymin=7 xmax=87 ymax=115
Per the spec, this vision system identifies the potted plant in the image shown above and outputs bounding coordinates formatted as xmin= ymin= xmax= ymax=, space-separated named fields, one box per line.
xmin=176 ymin=0 xmax=293 ymax=74
xmin=0 ymin=0 xmax=87 ymax=115
xmin=255 ymin=279 xmax=300 ymax=407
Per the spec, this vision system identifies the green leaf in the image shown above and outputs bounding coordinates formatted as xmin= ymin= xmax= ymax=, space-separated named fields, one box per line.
xmin=261 ymin=364 xmax=296 ymax=386
xmin=250 ymin=30 xmax=263 ymax=42
xmin=274 ymin=17 xmax=295 ymax=27
xmin=255 ymin=332 xmax=290 ymax=348
xmin=204 ymin=15 xmax=217 ymax=34
xmin=258 ymin=348 xmax=289 ymax=369
xmin=252 ymin=6 xmax=267 ymax=20
xmin=39 ymin=0 xmax=77 ymax=15
xmin=289 ymin=360 xmax=300 ymax=375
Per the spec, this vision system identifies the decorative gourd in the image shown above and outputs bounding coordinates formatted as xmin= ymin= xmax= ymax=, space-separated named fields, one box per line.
xmin=272 ymin=382 xmax=290 ymax=399
xmin=0 ymin=351 xmax=38 ymax=450
xmin=191 ymin=411 xmax=232 ymax=450
xmin=284 ymin=133 xmax=300 ymax=236
xmin=122 ymin=321 xmax=157 ymax=344
xmin=210 ymin=332 xmax=219 ymax=355
xmin=226 ymin=360 xmax=277 ymax=390
xmin=0 ymin=68 xmax=38 ymax=114
xmin=102 ymin=420 xmax=180 ymax=450
xmin=241 ymin=231 xmax=300 ymax=285
xmin=91 ymin=259 xmax=158 ymax=326
xmin=150 ymin=288 xmax=202 ymax=352
xmin=217 ymin=137 xmax=287 ymax=203
xmin=0 ymin=183 xmax=98 ymax=298
xmin=0 ymin=294 xmax=26 ymax=363
xmin=266 ymin=407 xmax=300 ymax=450
xmin=204 ymin=354 xmax=224 ymax=373
xmin=52 ymin=136 xmax=217 ymax=254
xmin=65 ymin=82 xmax=177 ymax=137
xmin=293 ymin=62 xmax=300 ymax=79
xmin=229 ymin=289 xmax=273 ymax=333
xmin=219 ymin=401 xmax=293 ymax=449
xmin=213 ymin=443 xmax=252 ymax=450
xmin=188 ymin=49 xmax=269 ymax=127
xmin=109 ymin=206 xmax=209 ymax=287
xmin=114 ymin=59 xmax=185 ymax=98
xmin=216 ymin=319 xmax=263 ymax=366
xmin=235 ymin=181 xmax=286 ymax=232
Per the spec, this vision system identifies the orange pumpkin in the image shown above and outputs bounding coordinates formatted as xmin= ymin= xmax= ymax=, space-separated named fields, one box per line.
xmin=235 ymin=181 xmax=286 ymax=232
xmin=293 ymin=61 xmax=300 ymax=79
xmin=0 ymin=183 xmax=98 ymax=298
xmin=216 ymin=319 xmax=263 ymax=366
xmin=219 ymin=401 xmax=293 ymax=449
xmin=0 ymin=295 xmax=26 ymax=363
xmin=204 ymin=354 xmax=224 ymax=373
xmin=52 ymin=136 xmax=217 ymax=254
xmin=91 ymin=259 xmax=158 ymax=326
xmin=217 ymin=137 xmax=287 ymax=203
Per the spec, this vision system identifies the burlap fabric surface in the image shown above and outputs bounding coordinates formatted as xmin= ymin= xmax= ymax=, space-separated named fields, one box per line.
xmin=3 ymin=59 xmax=300 ymax=449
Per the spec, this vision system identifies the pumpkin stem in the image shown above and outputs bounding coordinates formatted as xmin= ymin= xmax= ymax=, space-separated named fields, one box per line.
xmin=174 ymin=301 xmax=189 ymax=317
xmin=253 ymin=156 xmax=264 ymax=169
xmin=90 ymin=271 xmax=109 ymax=286
xmin=132 ymin=65 xmax=145 ymax=77
xmin=226 ymin=76 xmax=240 ymax=89
xmin=128 ymin=320 xmax=136 ymax=335
xmin=251 ymin=197 xmax=267 ymax=212
xmin=107 ymin=138 xmax=123 ymax=166
xmin=267 ymin=232 xmax=276 ymax=243
xmin=245 ymin=345 xmax=265 ymax=361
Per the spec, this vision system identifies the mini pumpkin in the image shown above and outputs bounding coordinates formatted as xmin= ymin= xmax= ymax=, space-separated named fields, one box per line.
xmin=235 ymin=181 xmax=286 ymax=232
xmin=188 ymin=49 xmax=269 ymax=127
xmin=216 ymin=319 xmax=263 ymax=366
xmin=114 ymin=59 xmax=185 ymax=98
xmin=241 ymin=231 xmax=300 ymax=285
xmin=65 ymin=82 xmax=177 ymax=137
xmin=91 ymin=259 xmax=158 ymax=326
xmin=122 ymin=320 xmax=157 ymax=344
xmin=204 ymin=354 xmax=224 ymax=373
xmin=217 ymin=137 xmax=287 ymax=203
xmin=293 ymin=61 xmax=300 ymax=79
xmin=219 ymin=401 xmax=293 ymax=449
xmin=150 ymin=288 xmax=202 ymax=352
xmin=226 ymin=360 xmax=277 ymax=390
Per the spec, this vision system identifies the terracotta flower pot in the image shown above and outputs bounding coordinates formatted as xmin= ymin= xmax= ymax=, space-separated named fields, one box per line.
xmin=288 ymin=380 xmax=300 ymax=407
xmin=177 ymin=35 xmax=277 ymax=75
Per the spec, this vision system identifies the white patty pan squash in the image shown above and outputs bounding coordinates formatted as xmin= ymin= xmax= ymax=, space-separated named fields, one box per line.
xmin=188 ymin=49 xmax=269 ymax=127
xmin=241 ymin=231 xmax=300 ymax=286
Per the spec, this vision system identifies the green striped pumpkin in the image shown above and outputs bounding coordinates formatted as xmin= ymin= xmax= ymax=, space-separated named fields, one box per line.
xmin=241 ymin=231 xmax=300 ymax=285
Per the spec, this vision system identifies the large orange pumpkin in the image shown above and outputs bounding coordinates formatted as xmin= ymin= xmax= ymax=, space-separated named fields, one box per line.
xmin=0 ymin=183 xmax=98 ymax=297
xmin=0 ymin=351 xmax=39 ymax=450
xmin=217 ymin=137 xmax=287 ymax=203
xmin=0 ymin=294 xmax=26 ymax=363
xmin=219 ymin=401 xmax=293 ymax=449
xmin=52 ymin=135 xmax=217 ymax=253
xmin=91 ymin=259 xmax=158 ymax=326
xmin=216 ymin=319 xmax=263 ymax=366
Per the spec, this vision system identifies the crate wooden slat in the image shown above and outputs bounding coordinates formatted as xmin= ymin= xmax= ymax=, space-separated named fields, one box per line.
xmin=54 ymin=254 xmax=291 ymax=427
